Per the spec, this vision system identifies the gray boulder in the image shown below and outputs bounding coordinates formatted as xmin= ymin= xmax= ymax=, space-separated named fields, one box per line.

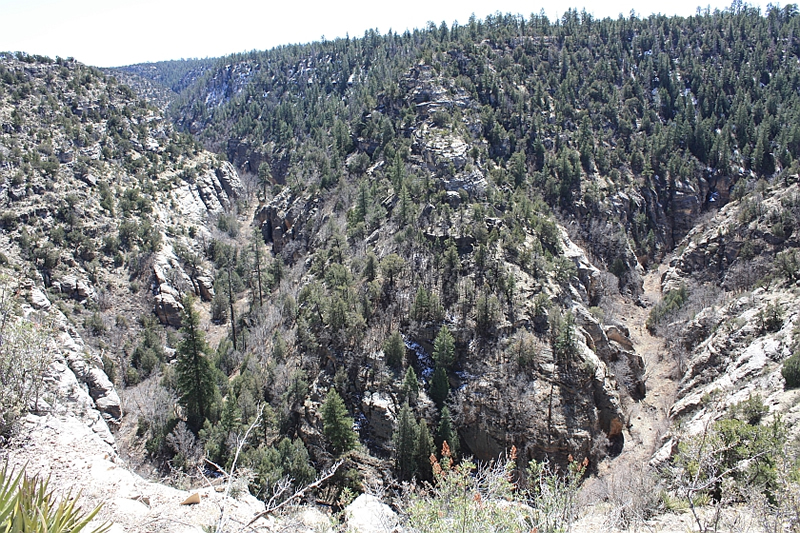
xmin=345 ymin=494 xmax=401 ymax=533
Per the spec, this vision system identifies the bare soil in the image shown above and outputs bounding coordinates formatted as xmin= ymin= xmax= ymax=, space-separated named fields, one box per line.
xmin=615 ymin=266 xmax=678 ymax=463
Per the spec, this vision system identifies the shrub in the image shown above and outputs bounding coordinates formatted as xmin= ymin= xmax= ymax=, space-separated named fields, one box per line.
xmin=646 ymin=284 xmax=688 ymax=332
xmin=242 ymin=437 xmax=315 ymax=503
xmin=405 ymin=446 xmax=585 ymax=533
xmin=667 ymin=405 xmax=785 ymax=531
xmin=0 ymin=461 xmax=110 ymax=532
xmin=0 ymin=292 xmax=54 ymax=435
xmin=405 ymin=446 xmax=521 ymax=533
xmin=83 ymin=312 xmax=106 ymax=335
xmin=757 ymin=301 xmax=784 ymax=334
xmin=782 ymin=352 xmax=800 ymax=389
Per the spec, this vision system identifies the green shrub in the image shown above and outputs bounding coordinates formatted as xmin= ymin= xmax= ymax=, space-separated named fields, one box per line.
xmin=83 ymin=312 xmax=106 ymax=335
xmin=669 ymin=404 xmax=785 ymax=520
xmin=646 ymin=285 xmax=688 ymax=332
xmin=0 ymin=300 xmax=54 ymax=436
xmin=757 ymin=301 xmax=784 ymax=334
xmin=730 ymin=394 xmax=768 ymax=425
xmin=242 ymin=437 xmax=315 ymax=503
xmin=406 ymin=446 xmax=585 ymax=533
xmin=782 ymin=352 xmax=800 ymax=389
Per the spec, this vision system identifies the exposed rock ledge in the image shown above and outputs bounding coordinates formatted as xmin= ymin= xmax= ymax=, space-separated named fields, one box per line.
xmin=25 ymin=282 xmax=122 ymax=431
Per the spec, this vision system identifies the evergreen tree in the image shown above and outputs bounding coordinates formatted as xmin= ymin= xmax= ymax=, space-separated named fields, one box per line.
xmin=475 ymin=293 xmax=500 ymax=337
xmin=175 ymin=295 xmax=218 ymax=432
xmin=552 ymin=310 xmax=578 ymax=362
xmin=257 ymin=161 xmax=272 ymax=198
xmin=398 ymin=186 xmax=411 ymax=226
xmin=364 ymin=251 xmax=378 ymax=282
xmin=393 ymin=402 xmax=419 ymax=480
xmin=383 ymin=330 xmax=405 ymax=369
xmin=415 ymin=419 xmax=435 ymax=481
xmin=402 ymin=366 xmax=419 ymax=404
xmin=436 ymin=406 xmax=459 ymax=459
xmin=380 ymin=253 xmax=405 ymax=288
xmin=251 ymin=228 xmax=266 ymax=308
xmin=321 ymin=388 xmax=358 ymax=455
xmin=355 ymin=182 xmax=369 ymax=223
xmin=432 ymin=325 xmax=456 ymax=369
xmin=442 ymin=241 xmax=460 ymax=303
xmin=390 ymin=152 xmax=405 ymax=189
xmin=429 ymin=365 xmax=449 ymax=408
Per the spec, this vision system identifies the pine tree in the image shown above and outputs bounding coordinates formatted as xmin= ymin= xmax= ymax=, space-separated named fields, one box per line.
xmin=364 ymin=252 xmax=378 ymax=282
xmin=380 ymin=253 xmax=405 ymax=288
xmin=436 ymin=406 xmax=459 ymax=459
xmin=393 ymin=402 xmax=419 ymax=480
xmin=391 ymin=152 xmax=405 ymax=189
xmin=430 ymin=365 xmax=449 ymax=408
xmin=398 ymin=186 xmax=411 ymax=226
xmin=402 ymin=366 xmax=419 ymax=404
xmin=432 ymin=325 xmax=456 ymax=369
xmin=355 ymin=182 xmax=369 ymax=223
xmin=175 ymin=295 xmax=218 ymax=432
xmin=552 ymin=310 xmax=578 ymax=362
xmin=415 ymin=419 xmax=435 ymax=481
xmin=257 ymin=162 xmax=272 ymax=198
xmin=321 ymin=388 xmax=357 ymax=455
xmin=442 ymin=241 xmax=460 ymax=304
xmin=383 ymin=330 xmax=404 ymax=369
xmin=251 ymin=228 xmax=265 ymax=308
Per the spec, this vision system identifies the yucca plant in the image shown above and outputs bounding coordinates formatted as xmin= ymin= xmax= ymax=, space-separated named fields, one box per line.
xmin=0 ymin=461 xmax=110 ymax=533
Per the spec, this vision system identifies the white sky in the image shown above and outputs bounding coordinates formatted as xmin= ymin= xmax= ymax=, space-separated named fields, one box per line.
xmin=0 ymin=0 xmax=768 ymax=68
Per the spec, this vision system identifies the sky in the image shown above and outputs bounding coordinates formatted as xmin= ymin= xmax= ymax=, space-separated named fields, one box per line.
xmin=0 ymin=0 xmax=769 ymax=68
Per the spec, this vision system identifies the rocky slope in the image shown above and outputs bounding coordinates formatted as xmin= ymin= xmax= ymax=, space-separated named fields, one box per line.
xmin=654 ymin=179 xmax=800 ymax=447
xmin=0 ymin=52 xmax=246 ymax=357
xmin=0 ymin=50 xmax=649 ymax=522
xmin=4 ymin=7 xmax=800 ymax=531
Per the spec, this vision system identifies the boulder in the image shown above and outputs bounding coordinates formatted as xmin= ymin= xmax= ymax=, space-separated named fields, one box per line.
xmin=362 ymin=392 xmax=395 ymax=442
xmin=194 ymin=273 xmax=214 ymax=301
xmin=345 ymin=494 xmax=401 ymax=533
xmin=58 ymin=274 xmax=95 ymax=302
xmin=29 ymin=287 xmax=51 ymax=309
xmin=154 ymin=292 xmax=184 ymax=328
xmin=85 ymin=367 xmax=122 ymax=422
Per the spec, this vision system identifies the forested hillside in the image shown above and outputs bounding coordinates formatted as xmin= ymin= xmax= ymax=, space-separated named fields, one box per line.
xmin=170 ymin=5 xmax=800 ymax=255
xmin=117 ymin=4 xmax=800 ymax=516
xmin=3 ymin=5 xmax=800 ymax=532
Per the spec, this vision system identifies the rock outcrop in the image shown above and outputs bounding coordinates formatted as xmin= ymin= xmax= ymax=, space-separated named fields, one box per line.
xmin=455 ymin=330 xmax=626 ymax=466
xmin=662 ymin=181 xmax=800 ymax=292
xmin=154 ymin=292 xmax=185 ymax=328
xmin=255 ymin=189 xmax=319 ymax=256
xmin=22 ymin=282 xmax=121 ymax=439
xmin=653 ymin=180 xmax=800 ymax=453
xmin=668 ymin=288 xmax=799 ymax=437
xmin=57 ymin=274 xmax=96 ymax=302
